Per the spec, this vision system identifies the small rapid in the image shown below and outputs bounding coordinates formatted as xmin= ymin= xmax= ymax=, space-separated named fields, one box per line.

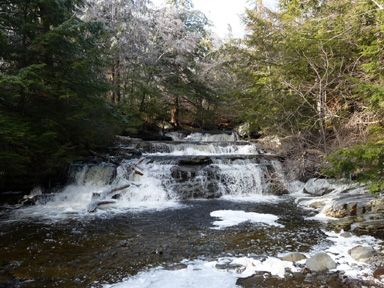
xmin=9 ymin=132 xmax=283 ymax=219
xmin=2 ymin=131 xmax=376 ymax=288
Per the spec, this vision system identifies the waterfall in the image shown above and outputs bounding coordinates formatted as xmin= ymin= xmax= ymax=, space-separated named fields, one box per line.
xmin=19 ymin=132 xmax=285 ymax=216
xmin=165 ymin=131 xmax=239 ymax=142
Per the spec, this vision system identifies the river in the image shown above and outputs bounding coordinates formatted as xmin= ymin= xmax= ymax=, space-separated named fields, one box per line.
xmin=0 ymin=132 xmax=380 ymax=287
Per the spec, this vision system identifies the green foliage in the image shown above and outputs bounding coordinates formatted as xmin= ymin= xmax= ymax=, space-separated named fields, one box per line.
xmin=325 ymin=129 xmax=384 ymax=192
xmin=0 ymin=113 xmax=31 ymax=175
xmin=0 ymin=0 xmax=123 ymax=186
xmin=213 ymin=0 xmax=384 ymax=190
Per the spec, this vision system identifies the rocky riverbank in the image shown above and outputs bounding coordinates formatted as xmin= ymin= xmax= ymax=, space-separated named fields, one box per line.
xmin=281 ymin=178 xmax=384 ymax=287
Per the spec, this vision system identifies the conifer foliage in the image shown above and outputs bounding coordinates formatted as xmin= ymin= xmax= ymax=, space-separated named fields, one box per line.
xmin=0 ymin=0 xmax=120 ymax=188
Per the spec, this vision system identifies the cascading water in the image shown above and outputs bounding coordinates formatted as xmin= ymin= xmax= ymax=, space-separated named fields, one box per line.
xmin=12 ymin=132 xmax=281 ymax=218
xmin=1 ymin=132 xmax=377 ymax=288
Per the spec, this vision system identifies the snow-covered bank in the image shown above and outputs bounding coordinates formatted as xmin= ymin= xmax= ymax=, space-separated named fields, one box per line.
xmin=291 ymin=178 xmax=384 ymax=286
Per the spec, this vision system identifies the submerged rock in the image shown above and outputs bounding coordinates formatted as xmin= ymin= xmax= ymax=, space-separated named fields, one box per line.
xmin=306 ymin=252 xmax=336 ymax=272
xmin=282 ymin=252 xmax=307 ymax=262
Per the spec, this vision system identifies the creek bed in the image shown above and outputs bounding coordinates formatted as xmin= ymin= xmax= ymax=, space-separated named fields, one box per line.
xmin=0 ymin=198 xmax=332 ymax=287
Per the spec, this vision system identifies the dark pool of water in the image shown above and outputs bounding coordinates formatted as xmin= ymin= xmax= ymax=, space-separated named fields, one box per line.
xmin=0 ymin=198 xmax=328 ymax=287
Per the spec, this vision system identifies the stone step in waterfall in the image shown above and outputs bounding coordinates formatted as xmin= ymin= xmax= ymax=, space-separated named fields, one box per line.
xmin=24 ymin=132 xmax=288 ymax=212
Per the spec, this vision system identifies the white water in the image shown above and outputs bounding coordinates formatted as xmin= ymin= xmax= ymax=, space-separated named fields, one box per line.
xmin=210 ymin=210 xmax=283 ymax=229
xmin=147 ymin=143 xmax=261 ymax=155
xmin=166 ymin=132 xmax=239 ymax=142
xmin=103 ymin=228 xmax=383 ymax=288
xmin=13 ymin=132 xmax=284 ymax=219
xmin=101 ymin=257 xmax=297 ymax=288
xmin=100 ymin=207 xmax=383 ymax=288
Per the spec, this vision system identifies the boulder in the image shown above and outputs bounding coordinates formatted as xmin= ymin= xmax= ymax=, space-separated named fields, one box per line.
xmin=340 ymin=232 xmax=353 ymax=238
xmin=235 ymin=123 xmax=250 ymax=138
xmin=306 ymin=252 xmax=336 ymax=272
xmin=285 ymin=180 xmax=305 ymax=194
xmin=267 ymin=183 xmax=289 ymax=196
xmin=349 ymin=246 xmax=375 ymax=261
xmin=323 ymin=194 xmax=379 ymax=218
xmin=303 ymin=178 xmax=334 ymax=196
xmin=21 ymin=193 xmax=56 ymax=206
xmin=282 ymin=252 xmax=307 ymax=262
xmin=326 ymin=216 xmax=364 ymax=232
xmin=352 ymin=220 xmax=384 ymax=237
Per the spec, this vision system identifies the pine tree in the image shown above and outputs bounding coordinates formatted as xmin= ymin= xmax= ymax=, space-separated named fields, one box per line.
xmin=0 ymin=0 xmax=120 ymax=190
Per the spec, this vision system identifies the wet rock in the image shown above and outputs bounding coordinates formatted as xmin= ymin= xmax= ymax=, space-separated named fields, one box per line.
xmin=178 ymin=157 xmax=213 ymax=166
xmin=235 ymin=271 xmax=272 ymax=287
xmin=171 ymin=166 xmax=197 ymax=181
xmin=267 ymin=183 xmax=289 ymax=196
xmin=349 ymin=246 xmax=375 ymax=261
xmin=20 ymin=193 xmax=56 ymax=206
xmin=164 ymin=263 xmax=188 ymax=271
xmin=127 ymin=130 xmax=173 ymax=141
xmin=215 ymin=263 xmax=229 ymax=270
xmin=352 ymin=220 xmax=384 ymax=237
xmin=303 ymin=178 xmax=335 ymax=196
xmin=282 ymin=252 xmax=307 ymax=262
xmin=175 ymin=182 xmax=221 ymax=199
xmin=306 ymin=252 xmax=336 ymax=272
xmin=327 ymin=216 xmax=363 ymax=232
xmin=295 ymin=196 xmax=329 ymax=211
xmin=323 ymin=195 xmax=384 ymax=219
xmin=370 ymin=214 xmax=384 ymax=220
xmin=373 ymin=267 xmax=384 ymax=280
xmin=286 ymin=180 xmax=305 ymax=194
xmin=236 ymin=270 xmax=349 ymax=288
xmin=340 ymin=232 xmax=353 ymax=238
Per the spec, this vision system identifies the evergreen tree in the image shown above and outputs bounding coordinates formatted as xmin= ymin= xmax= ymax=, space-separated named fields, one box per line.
xmin=0 ymin=0 xmax=121 ymax=189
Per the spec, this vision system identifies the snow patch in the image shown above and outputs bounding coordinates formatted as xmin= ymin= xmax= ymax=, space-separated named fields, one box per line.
xmin=210 ymin=210 xmax=283 ymax=229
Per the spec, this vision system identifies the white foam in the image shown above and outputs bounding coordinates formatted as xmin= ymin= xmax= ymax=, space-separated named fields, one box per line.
xmin=320 ymin=230 xmax=380 ymax=280
xmin=101 ymin=257 xmax=297 ymax=288
xmin=221 ymin=194 xmax=281 ymax=202
xmin=231 ymin=257 xmax=295 ymax=278
xmin=12 ymin=161 xmax=183 ymax=220
xmin=166 ymin=132 xmax=239 ymax=142
xmin=147 ymin=144 xmax=260 ymax=156
xmin=210 ymin=210 xmax=283 ymax=229
xmin=102 ymin=260 xmax=237 ymax=288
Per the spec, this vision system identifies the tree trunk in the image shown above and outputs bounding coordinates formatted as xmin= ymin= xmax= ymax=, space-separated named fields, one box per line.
xmin=171 ymin=96 xmax=180 ymax=127
xmin=112 ymin=59 xmax=121 ymax=103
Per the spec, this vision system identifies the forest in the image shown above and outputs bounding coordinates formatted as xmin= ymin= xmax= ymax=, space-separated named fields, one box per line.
xmin=1 ymin=0 xmax=384 ymax=192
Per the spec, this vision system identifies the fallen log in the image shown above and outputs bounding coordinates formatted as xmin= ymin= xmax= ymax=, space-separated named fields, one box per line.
xmin=89 ymin=150 xmax=145 ymax=176
xmin=87 ymin=184 xmax=132 ymax=213
xmin=89 ymin=150 xmax=121 ymax=166
xmin=129 ymin=157 xmax=146 ymax=176
xmin=108 ymin=184 xmax=131 ymax=195
xmin=131 ymin=157 xmax=146 ymax=169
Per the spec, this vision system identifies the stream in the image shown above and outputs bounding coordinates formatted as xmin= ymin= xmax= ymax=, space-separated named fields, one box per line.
xmin=0 ymin=132 xmax=379 ymax=287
